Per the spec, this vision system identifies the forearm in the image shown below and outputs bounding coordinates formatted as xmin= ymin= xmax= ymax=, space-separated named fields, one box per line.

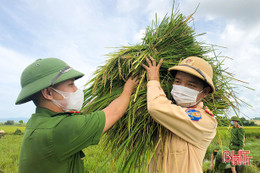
xmin=102 ymin=90 xmax=132 ymax=132
xmin=211 ymin=154 xmax=214 ymax=165
xmin=231 ymin=166 xmax=237 ymax=173
xmin=210 ymin=154 xmax=214 ymax=171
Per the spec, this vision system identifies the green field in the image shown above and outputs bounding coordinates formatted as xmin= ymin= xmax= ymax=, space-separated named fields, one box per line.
xmin=0 ymin=125 xmax=259 ymax=173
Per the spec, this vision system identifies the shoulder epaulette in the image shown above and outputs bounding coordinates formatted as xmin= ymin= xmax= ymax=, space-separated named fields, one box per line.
xmin=204 ymin=106 xmax=214 ymax=117
xmin=51 ymin=111 xmax=80 ymax=117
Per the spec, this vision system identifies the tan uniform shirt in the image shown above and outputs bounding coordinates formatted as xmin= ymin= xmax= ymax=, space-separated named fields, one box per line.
xmin=147 ymin=81 xmax=217 ymax=173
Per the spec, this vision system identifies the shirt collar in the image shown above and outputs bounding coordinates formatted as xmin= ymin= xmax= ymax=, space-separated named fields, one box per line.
xmin=188 ymin=102 xmax=204 ymax=109
xmin=35 ymin=107 xmax=58 ymax=116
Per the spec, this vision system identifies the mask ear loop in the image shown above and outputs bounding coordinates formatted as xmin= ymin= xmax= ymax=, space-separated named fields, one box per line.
xmin=50 ymin=87 xmax=67 ymax=99
xmin=193 ymin=88 xmax=206 ymax=106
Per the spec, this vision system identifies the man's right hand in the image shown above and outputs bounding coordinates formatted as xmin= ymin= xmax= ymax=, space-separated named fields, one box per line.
xmin=102 ymin=76 xmax=139 ymax=133
xmin=123 ymin=76 xmax=139 ymax=95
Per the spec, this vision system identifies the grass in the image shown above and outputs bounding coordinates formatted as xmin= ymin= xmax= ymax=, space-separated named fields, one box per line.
xmin=0 ymin=134 xmax=23 ymax=173
xmin=0 ymin=125 xmax=25 ymax=134
xmin=203 ymin=126 xmax=260 ymax=173
xmin=1 ymin=125 xmax=259 ymax=173
xmin=83 ymin=136 xmax=117 ymax=173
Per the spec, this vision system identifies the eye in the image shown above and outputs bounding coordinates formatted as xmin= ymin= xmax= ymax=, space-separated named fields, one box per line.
xmin=174 ymin=80 xmax=180 ymax=85
xmin=69 ymin=82 xmax=75 ymax=86
xmin=188 ymin=83 xmax=196 ymax=88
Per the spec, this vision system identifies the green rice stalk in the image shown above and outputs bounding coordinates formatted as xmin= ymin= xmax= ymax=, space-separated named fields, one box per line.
xmin=82 ymin=9 xmax=250 ymax=173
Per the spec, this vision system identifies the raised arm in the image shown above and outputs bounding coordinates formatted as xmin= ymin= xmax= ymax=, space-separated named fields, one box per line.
xmin=210 ymin=153 xmax=215 ymax=171
xmin=102 ymin=76 xmax=139 ymax=133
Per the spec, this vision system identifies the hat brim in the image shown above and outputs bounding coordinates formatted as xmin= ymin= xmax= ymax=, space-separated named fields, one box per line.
xmin=168 ymin=65 xmax=215 ymax=93
xmin=15 ymin=69 xmax=84 ymax=105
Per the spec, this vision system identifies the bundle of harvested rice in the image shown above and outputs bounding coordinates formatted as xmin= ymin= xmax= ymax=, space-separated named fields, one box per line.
xmin=82 ymin=10 xmax=247 ymax=172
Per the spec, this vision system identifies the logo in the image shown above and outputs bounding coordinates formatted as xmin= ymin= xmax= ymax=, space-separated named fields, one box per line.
xmin=184 ymin=59 xmax=194 ymax=65
xmin=223 ymin=150 xmax=252 ymax=165
xmin=185 ymin=109 xmax=202 ymax=121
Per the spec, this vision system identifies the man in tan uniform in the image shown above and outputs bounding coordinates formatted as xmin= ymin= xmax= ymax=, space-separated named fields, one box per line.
xmin=142 ymin=56 xmax=217 ymax=173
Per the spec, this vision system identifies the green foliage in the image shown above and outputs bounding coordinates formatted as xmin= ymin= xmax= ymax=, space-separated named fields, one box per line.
xmin=4 ymin=120 xmax=15 ymax=125
xmin=0 ymin=134 xmax=23 ymax=173
xmin=203 ymin=127 xmax=260 ymax=172
xmin=217 ymin=117 xmax=258 ymax=127
xmin=82 ymin=10 xmax=249 ymax=172
xmin=14 ymin=128 xmax=22 ymax=135
xmin=0 ymin=126 xmax=26 ymax=135
xmin=83 ymin=136 xmax=117 ymax=173
xmin=0 ymin=126 xmax=260 ymax=173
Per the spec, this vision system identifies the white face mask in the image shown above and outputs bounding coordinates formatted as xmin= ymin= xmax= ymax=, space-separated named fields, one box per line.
xmin=51 ymin=87 xmax=84 ymax=111
xmin=171 ymin=85 xmax=204 ymax=107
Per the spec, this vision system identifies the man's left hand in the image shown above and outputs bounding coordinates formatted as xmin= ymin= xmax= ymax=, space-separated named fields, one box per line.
xmin=141 ymin=56 xmax=163 ymax=81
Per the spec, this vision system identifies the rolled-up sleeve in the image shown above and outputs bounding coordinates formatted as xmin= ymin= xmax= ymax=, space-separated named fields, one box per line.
xmin=147 ymin=80 xmax=215 ymax=149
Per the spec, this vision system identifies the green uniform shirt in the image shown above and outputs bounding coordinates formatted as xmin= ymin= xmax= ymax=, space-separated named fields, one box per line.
xmin=19 ymin=107 xmax=106 ymax=173
xmin=229 ymin=125 xmax=245 ymax=152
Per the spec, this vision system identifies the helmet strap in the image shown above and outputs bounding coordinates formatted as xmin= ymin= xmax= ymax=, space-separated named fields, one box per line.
xmin=50 ymin=66 xmax=72 ymax=86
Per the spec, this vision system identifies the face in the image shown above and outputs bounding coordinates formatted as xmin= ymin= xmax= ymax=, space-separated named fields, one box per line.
xmin=51 ymin=79 xmax=78 ymax=100
xmin=173 ymin=71 xmax=210 ymax=102
xmin=232 ymin=121 xmax=238 ymax=126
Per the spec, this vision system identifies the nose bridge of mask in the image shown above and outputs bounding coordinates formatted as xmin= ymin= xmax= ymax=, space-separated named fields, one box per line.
xmin=173 ymin=85 xmax=199 ymax=96
xmin=171 ymin=84 xmax=204 ymax=107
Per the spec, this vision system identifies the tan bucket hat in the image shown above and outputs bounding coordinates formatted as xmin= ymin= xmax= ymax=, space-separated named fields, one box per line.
xmin=168 ymin=56 xmax=215 ymax=93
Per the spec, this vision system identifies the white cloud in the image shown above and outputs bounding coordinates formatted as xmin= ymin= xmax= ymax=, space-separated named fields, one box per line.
xmin=0 ymin=46 xmax=32 ymax=84
xmin=0 ymin=0 xmax=259 ymax=119
xmin=133 ymin=29 xmax=146 ymax=43
xmin=116 ymin=0 xmax=140 ymax=13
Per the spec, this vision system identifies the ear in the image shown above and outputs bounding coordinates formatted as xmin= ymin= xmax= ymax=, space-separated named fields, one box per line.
xmin=41 ymin=87 xmax=54 ymax=100
xmin=202 ymin=86 xmax=211 ymax=98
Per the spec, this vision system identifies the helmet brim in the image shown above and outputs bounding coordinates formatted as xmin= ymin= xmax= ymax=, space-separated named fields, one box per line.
xmin=168 ymin=65 xmax=215 ymax=93
xmin=15 ymin=69 xmax=84 ymax=105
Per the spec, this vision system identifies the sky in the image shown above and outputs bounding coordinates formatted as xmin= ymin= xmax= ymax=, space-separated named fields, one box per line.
xmin=0 ymin=0 xmax=259 ymax=122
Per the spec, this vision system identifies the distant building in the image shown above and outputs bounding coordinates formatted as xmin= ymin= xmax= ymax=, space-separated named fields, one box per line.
xmin=250 ymin=120 xmax=260 ymax=125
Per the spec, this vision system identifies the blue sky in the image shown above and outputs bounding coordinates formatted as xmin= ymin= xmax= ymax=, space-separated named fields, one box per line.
xmin=0 ymin=0 xmax=259 ymax=122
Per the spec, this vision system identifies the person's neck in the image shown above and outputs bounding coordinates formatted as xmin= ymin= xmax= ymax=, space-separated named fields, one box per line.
xmin=189 ymin=102 xmax=203 ymax=109
xmin=39 ymin=101 xmax=63 ymax=113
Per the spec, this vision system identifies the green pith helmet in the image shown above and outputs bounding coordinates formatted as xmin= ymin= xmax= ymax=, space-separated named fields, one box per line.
xmin=230 ymin=116 xmax=240 ymax=122
xmin=15 ymin=58 xmax=84 ymax=105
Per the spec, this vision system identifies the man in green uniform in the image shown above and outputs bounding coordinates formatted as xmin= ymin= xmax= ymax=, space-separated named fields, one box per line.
xmin=229 ymin=116 xmax=245 ymax=152
xmin=16 ymin=58 xmax=139 ymax=173
xmin=229 ymin=116 xmax=245 ymax=172
xmin=210 ymin=145 xmax=236 ymax=173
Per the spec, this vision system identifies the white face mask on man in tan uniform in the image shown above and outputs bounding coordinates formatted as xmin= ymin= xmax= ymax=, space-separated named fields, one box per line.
xmin=142 ymin=56 xmax=217 ymax=173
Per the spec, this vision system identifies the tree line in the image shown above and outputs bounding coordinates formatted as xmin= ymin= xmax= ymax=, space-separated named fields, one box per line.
xmin=217 ymin=116 xmax=259 ymax=126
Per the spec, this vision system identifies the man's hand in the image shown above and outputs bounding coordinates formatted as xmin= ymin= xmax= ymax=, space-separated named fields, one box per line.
xmin=210 ymin=163 xmax=214 ymax=171
xmin=123 ymin=76 xmax=139 ymax=95
xmin=102 ymin=76 xmax=139 ymax=133
xmin=142 ymin=56 xmax=163 ymax=81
